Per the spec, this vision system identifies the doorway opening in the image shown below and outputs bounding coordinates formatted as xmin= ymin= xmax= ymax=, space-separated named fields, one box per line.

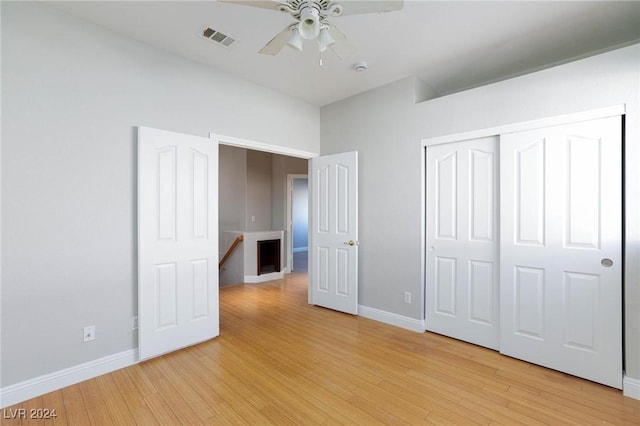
xmin=217 ymin=142 xmax=310 ymax=287
xmin=288 ymin=175 xmax=309 ymax=275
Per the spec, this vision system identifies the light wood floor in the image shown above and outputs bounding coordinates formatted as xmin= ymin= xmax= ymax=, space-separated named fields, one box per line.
xmin=5 ymin=272 xmax=640 ymax=425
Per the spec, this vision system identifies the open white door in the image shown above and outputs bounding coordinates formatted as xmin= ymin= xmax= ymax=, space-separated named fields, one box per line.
xmin=500 ymin=116 xmax=622 ymax=388
xmin=310 ymin=152 xmax=358 ymax=314
xmin=138 ymin=127 xmax=219 ymax=361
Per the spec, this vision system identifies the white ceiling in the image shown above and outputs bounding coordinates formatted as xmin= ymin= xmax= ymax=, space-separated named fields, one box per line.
xmin=49 ymin=0 xmax=640 ymax=106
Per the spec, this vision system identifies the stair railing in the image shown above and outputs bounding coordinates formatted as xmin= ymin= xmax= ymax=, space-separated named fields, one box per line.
xmin=219 ymin=235 xmax=244 ymax=270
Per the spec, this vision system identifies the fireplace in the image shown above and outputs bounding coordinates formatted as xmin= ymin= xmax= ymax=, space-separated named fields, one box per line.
xmin=238 ymin=231 xmax=284 ymax=283
xmin=257 ymin=239 xmax=281 ymax=275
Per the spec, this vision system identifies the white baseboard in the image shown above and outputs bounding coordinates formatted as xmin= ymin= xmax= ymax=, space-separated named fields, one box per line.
xmin=244 ymin=271 xmax=285 ymax=283
xmin=292 ymin=247 xmax=308 ymax=253
xmin=358 ymin=305 xmax=426 ymax=333
xmin=0 ymin=349 xmax=138 ymax=409
xmin=624 ymin=375 xmax=640 ymax=400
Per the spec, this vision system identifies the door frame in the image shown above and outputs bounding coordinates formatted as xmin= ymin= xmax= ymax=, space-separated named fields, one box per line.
xmin=212 ymin=133 xmax=317 ymax=160
xmin=209 ymin=132 xmax=317 ymax=283
xmin=286 ymin=174 xmax=309 ymax=273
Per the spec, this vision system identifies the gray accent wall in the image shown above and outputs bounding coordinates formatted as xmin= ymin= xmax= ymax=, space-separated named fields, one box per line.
xmin=320 ymin=45 xmax=640 ymax=380
xmin=219 ymin=145 xmax=247 ymax=244
xmin=218 ymin=146 xmax=247 ymax=286
xmin=1 ymin=2 xmax=318 ymax=387
xmin=246 ymin=150 xmax=273 ymax=232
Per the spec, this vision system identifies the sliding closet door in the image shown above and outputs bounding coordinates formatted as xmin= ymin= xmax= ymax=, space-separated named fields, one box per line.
xmin=500 ymin=116 xmax=622 ymax=389
xmin=426 ymin=137 xmax=499 ymax=350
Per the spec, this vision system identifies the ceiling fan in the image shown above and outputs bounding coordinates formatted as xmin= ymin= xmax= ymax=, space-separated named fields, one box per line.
xmin=219 ymin=0 xmax=403 ymax=59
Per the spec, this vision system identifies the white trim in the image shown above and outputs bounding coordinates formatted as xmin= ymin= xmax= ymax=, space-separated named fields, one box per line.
xmin=358 ymin=305 xmax=426 ymax=333
xmin=420 ymin=134 xmax=427 ymax=322
xmin=421 ymin=105 xmax=626 ymax=147
xmin=624 ymin=375 xmax=640 ymax=400
xmin=209 ymin=133 xmax=318 ymax=159
xmin=292 ymin=247 xmax=308 ymax=253
xmin=244 ymin=272 xmax=285 ymax=283
xmin=0 ymin=349 xmax=138 ymax=409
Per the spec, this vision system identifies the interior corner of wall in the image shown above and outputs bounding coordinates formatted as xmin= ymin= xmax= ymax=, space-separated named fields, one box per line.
xmin=413 ymin=77 xmax=440 ymax=104
xmin=623 ymin=375 xmax=640 ymax=400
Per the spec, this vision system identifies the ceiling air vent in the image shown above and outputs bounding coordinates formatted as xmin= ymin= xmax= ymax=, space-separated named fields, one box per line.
xmin=202 ymin=27 xmax=235 ymax=47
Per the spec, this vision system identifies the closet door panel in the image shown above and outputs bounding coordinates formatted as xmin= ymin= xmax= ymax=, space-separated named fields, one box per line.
xmin=426 ymin=137 xmax=499 ymax=350
xmin=500 ymin=116 xmax=622 ymax=389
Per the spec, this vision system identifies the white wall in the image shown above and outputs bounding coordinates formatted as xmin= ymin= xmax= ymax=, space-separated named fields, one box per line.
xmin=321 ymin=45 xmax=640 ymax=379
xmin=1 ymin=2 xmax=319 ymax=388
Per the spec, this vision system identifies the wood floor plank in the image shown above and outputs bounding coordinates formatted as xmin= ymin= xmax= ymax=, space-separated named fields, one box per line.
xmin=77 ymin=377 xmax=121 ymax=425
xmin=59 ymin=385 xmax=90 ymax=425
xmin=39 ymin=390 xmax=67 ymax=426
xmin=20 ymin=396 xmax=44 ymax=426
xmin=3 ymin=272 xmax=640 ymax=425
xmin=109 ymin=369 xmax=157 ymax=424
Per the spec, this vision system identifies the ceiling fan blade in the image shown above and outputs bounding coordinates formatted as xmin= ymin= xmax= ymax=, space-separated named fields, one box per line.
xmin=336 ymin=0 xmax=403 ymax=16
xmin=327 ymin=25 xmax=357 ymax=60
xmin=217 ymin=0 xmax=288 ymax=11
xmin=259 ymin=25 xmax=296 ymax=55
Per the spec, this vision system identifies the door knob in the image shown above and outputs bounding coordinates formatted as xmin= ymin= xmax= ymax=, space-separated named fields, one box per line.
xmin=601 ymin=258 xmax=614 ymax=267
xmin=345 ymin=240 xmax=357 ymax=246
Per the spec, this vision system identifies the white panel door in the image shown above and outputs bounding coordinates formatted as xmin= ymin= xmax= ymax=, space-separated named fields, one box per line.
xmin=426 ymin=137 xmax=499 ymax=349
xmin=138 ymin=127 xmax=219 ymax=361
xmin=500 ymin=116 xmax=622 ymax=388
xmin=310 ymin=152 xmax=358 ymax=314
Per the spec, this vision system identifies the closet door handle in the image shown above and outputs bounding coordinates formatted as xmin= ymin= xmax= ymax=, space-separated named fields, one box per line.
xmin=601 ymin=258 xmax=613 ymax=267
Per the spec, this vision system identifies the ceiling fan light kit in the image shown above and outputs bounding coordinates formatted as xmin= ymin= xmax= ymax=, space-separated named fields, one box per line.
xmin=318 ymin=26 xmax=336 ymax=52
xmin=298 ymin=6 xmax=321 ymax=40
xmin=220 ymin=0 xmax=403 ymax=60
xmin=287 ymin=29 xmax=304 ymax=51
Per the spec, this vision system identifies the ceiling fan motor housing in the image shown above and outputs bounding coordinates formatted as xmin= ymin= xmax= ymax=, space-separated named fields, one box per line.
xmin=299 ymin=6 xmax=321 ymax=39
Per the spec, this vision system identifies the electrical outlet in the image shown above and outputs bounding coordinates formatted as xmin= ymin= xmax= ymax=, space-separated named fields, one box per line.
xmin=132 ymin=316 xmax=138 ymax=330
xmin=83 ymin=325 xmax=96 ymax=342
xmin=404 ymin=291 xmax=412 ymax=304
